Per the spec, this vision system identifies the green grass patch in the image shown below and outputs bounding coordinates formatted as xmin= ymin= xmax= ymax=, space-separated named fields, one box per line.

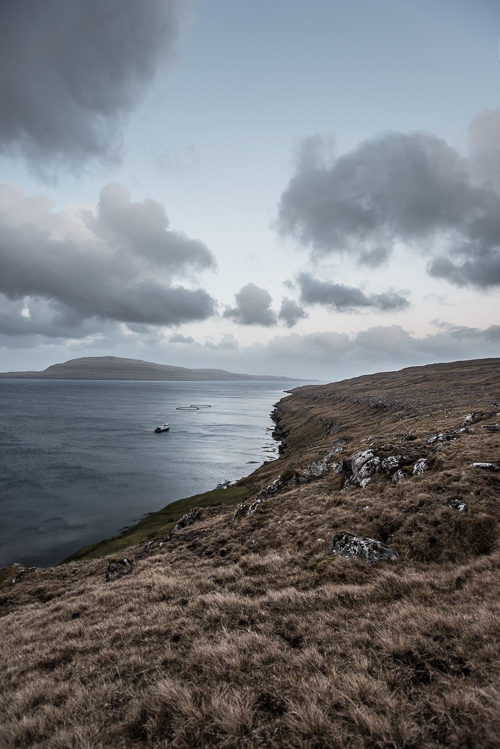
xmin=61 ymin=484 xmax=258 ymax=563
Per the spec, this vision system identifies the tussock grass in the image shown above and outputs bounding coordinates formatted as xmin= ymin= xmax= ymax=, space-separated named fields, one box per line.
xmin=1 ymin=358 xmax=500 ymax=747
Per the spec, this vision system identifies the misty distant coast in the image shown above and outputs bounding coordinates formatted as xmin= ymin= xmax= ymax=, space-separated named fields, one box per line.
xmin=0 ymin=356 xmax=299 ymax=382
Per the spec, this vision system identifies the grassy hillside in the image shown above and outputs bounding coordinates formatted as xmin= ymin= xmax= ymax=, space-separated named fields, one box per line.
xmin=1 ymin=358 xmax=500 ymax=748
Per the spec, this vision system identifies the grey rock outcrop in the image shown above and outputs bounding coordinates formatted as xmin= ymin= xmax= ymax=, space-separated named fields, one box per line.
xmin=392 ymin=469 xmax=405 ymax=484
xmin=173 ymin=509 xmax=201 ymax=532
xmin=448 ymin=499 xmax=468 ymax=512
xmin=381 ymin=455 xmax=402 ymax=474
xmin=330 ymin=532 xmax=398 ymax=564
xmin=302 ymin=461 xmax=329 ymax=479
xmin=344 ymin=450 xmax=381 ymax=488
xmin=104 ymin=557 xmax=132 ymax=582
xmin=412 ymin=459 xmax=428 ymax=476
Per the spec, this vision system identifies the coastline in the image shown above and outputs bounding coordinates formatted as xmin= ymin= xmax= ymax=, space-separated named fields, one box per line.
xmin=61 ymin=402 xmax=293 ymax=563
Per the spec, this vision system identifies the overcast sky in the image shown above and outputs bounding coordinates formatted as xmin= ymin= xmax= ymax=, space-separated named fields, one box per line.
xmin=0 ymin=0 xmax=499 ymax=380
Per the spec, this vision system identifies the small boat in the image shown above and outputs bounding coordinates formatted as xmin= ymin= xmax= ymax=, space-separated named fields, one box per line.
xmin=154 ymin=424 xmax=170 ymax=433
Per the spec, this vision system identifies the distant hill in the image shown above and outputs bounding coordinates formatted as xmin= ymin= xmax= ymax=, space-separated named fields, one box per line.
xmin=0 ymin=355 xmax=299 ymax=381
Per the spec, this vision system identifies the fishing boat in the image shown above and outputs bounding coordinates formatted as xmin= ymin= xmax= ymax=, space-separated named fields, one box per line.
xmin=154 ymin=424 xmax=170 ymax=433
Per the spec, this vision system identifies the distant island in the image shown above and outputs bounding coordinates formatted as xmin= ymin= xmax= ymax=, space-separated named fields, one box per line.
xmin=0 ymin=355 xmax=300 ymax=382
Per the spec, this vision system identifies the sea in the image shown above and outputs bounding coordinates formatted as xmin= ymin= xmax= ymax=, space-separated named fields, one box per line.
xmin=0 ymin=378 xmax=311 ymax=568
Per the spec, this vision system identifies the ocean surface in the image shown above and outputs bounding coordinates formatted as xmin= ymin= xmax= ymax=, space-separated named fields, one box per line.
xmin=0 ymin=379 xmax=310 ymax=568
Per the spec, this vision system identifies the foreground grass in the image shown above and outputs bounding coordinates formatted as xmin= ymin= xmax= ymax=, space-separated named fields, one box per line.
xmin=63 ymin=484 xmax=259 ymax=562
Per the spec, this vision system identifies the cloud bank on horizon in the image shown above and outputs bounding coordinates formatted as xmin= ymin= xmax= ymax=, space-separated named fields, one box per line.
xmin=0 ymin=0 xmax=498 ymax=380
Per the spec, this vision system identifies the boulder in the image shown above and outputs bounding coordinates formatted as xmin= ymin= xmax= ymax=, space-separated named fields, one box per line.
xmin=303 ymin=460 xmax=328 ymax=478
xmin=344 ymin=450 xmax=380 ymax=488
xmin=412 ymin=459 xmax=428 ymax=475
xmin=173 ymin=508 xmax=201 ymax=532
xmin=104 ymin=557 xmax=132 ymax=582
xmin=392 ymin=469 xmax=405 ymax=484
xmin=381 ymin=455 xmax=402 ymax=474
xmin=330 ymin=532 xmax=398 ymax=564
xmin=448 ymin=499 xmax=468 ymax=512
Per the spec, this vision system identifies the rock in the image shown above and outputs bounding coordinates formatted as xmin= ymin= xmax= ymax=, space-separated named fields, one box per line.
xmin=460 ymin=413 xmax=477 ymax=428
xmin=381 ymin=455 xmax=402 ymax=474
xmin=481 ymin=424 xmax=500 ymax=432
xmin=330 ymin=532 xmax=398 ymax=564
xmin=173 ymin=508 xmax=201 ymax=532
xmin=428 ymin=432 xmax=459 ymax=445
xmin=324 ymin=438 xmax=348 ymax=460
xmin=344 ymin=450 xmax=380 ymax=488
xmin=303 ymin=460 xmax=328 ymax=478
xmin=104 ymin=557 xmax=132 ymax=582
xmin=448 ymin=499 xmax=468 ymax=512
xmin=412 ymin=459 xmax=428 ymax=475
xmin=472 ymin=462 xmax=498 ymax=470
xmin=245 ymin=499 xmax=263 ymax=516
xmin=392 ymin=469 xmax=405 ymax=484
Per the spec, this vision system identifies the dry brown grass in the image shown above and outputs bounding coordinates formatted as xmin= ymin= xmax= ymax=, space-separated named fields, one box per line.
xmin=1 ymin=358 xmax=500 ymax=747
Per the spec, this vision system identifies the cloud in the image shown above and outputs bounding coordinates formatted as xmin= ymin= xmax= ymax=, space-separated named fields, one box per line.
xmin=278 ymin=297 xmax=308 ymax=328
xmin=170 ymin=333 xmax=195 ymax=344
xmin=248 ymin=323 xmax=500 ymax=379
xmin=467 ymin=108 xmax=500 ymax=189
xmin=223 ymin=283 xmax=277 ymax=327
xmin=277 ymin=124 xmax=500 ymax=288
xmin=297 ymin=273 xmax=409 ymax=312
xmin=204 ymin=333 xmax=239 ymax=350
xmin=0 ymin=182 xmax=217 ymax=335
xmin=0 ymin=0 xmax=191 ymax=173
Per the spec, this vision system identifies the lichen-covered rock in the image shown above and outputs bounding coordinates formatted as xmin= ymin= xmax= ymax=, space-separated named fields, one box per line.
xmin=343 ymin=450 xmax=381 ymax=488
xmin=412 ymin=459 xmax=428 ymax=475
xmin=245 ymin=498 xmax=263 ymax=516
xmin=330 ymin=532 xmax=398 ymax=564
xmin=392 ymin=469 xmax=405 ymax=484
xmin=428 ymin=432 xmax=459 ymax=445
xmin=303 ymin=460 xmax=328 ymax=478
xmin=324 ymin=438 xmax=348 ymax=461
xmin=460 ymin=413 xmax=477 ymax=428
xmin=381 ymin=455 xmax=402 ymax=474
xmin=448 ymin=499 xmax=468 ymax=512
xmin=104 ymin=557 xmax=131 ymax=582
xmin=173 ymin=508 xmax=201 ymax=532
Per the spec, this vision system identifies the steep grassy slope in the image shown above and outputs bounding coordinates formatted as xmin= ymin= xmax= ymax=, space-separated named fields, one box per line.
xmin=1 ymin=358 xmax=499 ymax=748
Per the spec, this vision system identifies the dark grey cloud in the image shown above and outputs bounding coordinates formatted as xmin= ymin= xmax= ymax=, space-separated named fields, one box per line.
xmin=0 ymin=0 xmax=190 ymax=172
xmin=0 ymin=182 xmax=216 ymax=335
xmin=223 ymin=284 xmax=277 ymax=327
xmin=278 ymin=297 xmax=307 ymax=328
xmin=298 ymin=273 xmax=409 ymax=312
xmin=278 ymin=125 xmax=500 ymax=288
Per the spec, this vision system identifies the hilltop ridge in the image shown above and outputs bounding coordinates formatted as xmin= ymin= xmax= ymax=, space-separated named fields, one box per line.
xmin=0 ymin=355 xmax=299 ymax=381
xmin=1 ymin=357 xmax=500 ymax=748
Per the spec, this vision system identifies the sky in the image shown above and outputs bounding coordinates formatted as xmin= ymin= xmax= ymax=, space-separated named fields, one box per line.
xmin=0 ymin=0 xmax=499 ymax=381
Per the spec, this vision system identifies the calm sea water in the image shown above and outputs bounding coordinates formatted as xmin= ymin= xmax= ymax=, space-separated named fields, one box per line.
xmin=0 ymin=379 xmax=308 ymax=567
